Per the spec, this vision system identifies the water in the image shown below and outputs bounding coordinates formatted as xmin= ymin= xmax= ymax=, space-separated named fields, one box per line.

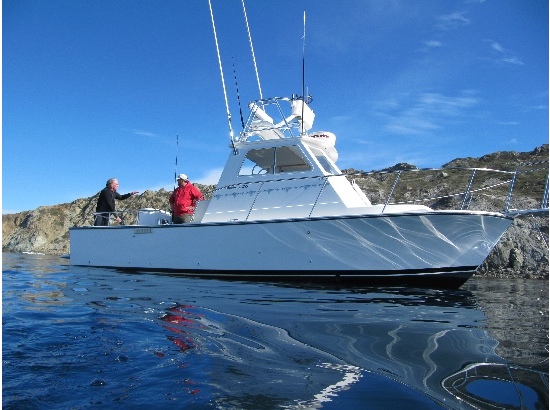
xmin=3 ymin=252 xmax=548 ymax=409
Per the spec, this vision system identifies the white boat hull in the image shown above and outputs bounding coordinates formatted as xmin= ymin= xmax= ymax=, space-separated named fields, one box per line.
xmin=69 ymin=211 xmax=512 ymax=288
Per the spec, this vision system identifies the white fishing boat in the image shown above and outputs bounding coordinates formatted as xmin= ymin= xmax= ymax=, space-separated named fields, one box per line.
xmin=69 ymin=91 xmax=521 ymax=288
xmin=69 ymin=3 xmax=546 ymax=288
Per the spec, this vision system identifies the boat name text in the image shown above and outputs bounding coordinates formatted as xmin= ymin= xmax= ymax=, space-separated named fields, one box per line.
xmin=134 ymin=228 xmax=153 ymax=234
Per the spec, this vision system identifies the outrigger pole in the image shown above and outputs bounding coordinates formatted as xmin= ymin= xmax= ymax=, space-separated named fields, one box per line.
xmin=208 ymin=0 xmax=235 ymax=146
xmin=241 ymin=0 xmax=263 ymax=101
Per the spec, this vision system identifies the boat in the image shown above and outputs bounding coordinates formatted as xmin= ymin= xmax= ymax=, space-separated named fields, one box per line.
xmin=68 ymin=4 xmax=547 ymax=289
xmin=68 ymin=92 xmax=522 ymax=288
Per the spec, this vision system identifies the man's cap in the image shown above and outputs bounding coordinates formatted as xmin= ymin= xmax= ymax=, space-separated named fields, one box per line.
xmin=177 ymin=174 xmax=188 ymax=181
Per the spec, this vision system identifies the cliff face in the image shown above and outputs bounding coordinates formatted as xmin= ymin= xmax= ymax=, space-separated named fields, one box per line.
xmin=3 ymin=146 xmax=548 ymax=279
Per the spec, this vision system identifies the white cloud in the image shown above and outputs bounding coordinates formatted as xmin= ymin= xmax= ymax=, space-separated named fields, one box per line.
xmin=526 ymin=105 xmax=548 ymax=111
xmin=376 ymin=92 xmax=480 ymax=135
xmin=419 ymin=93 xmax=479 ymax=115
xmin=484 ymin=40 xmax=524 ymax=65
xmin=196 ymin=168 xmax=223 ymax=185
xmin=425 ymin=40 xmax=442 ymax=48
xmin=491 ymin=42 xmax=504 ymax=52
xmin=133 ymin=129 xmax=158 ymax=138
xmin=385 ymin=112 xmax=440 ymax=135
xmin=436 ymin=11 xmax=470 ymax=30
xmin=499 ymin=57 xmax=524 ymax=65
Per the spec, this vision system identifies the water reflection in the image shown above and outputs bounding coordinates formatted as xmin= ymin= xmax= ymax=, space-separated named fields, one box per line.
xmin=463 ymin=279 xmax=548 ymax=370
xmin=159 ymin=304 xmax=198 ymax=354
xmin=2 ymin=252 xmax=548 ymax=409
xmin=3 ymin=252 xmax=69 ymax=274
xmin=147 ymin=284 xmax=547 ymax=408
xmin=443 ymin=363 xmax=548 ymax=409
xmin=3 ymin=253 xmax=72 ymax=310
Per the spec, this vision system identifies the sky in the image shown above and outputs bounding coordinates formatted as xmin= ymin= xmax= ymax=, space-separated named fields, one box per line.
xmin=3 ymin=0 xmax=548 ymax=213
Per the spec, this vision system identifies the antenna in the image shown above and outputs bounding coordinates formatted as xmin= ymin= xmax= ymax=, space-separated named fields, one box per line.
xmin=241 ymin=0 xmax=263 ymax=100
xmin=208 ymin=0 xmax=234 ymax=143
xmin=232 ymin=58 xmax=245 ymax=129
xmin=301 ymin=10 xmax=306 ymax=135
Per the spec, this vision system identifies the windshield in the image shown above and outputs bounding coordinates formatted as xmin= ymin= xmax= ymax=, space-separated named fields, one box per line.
xmin=238 ymin=146 xmax=312 ymax=176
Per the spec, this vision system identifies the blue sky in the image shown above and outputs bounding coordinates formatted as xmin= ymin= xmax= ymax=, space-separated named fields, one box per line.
xmin=3 ymin=0 xmax=548 ymax=213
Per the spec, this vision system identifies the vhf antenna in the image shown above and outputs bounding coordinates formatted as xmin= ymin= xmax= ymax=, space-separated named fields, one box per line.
xmin=301 ymin=10 xmax=307 ymax=135
xmin=232 ymin=57 xmax=245 ymax=129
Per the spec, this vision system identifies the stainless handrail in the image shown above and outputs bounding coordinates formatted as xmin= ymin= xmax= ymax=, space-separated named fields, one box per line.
xmin=309 ymin=177 xmax=330 ymax=218
xmin=246 ymin=181 xmax=265 ymax=221
xmin=382 ymin=171 xmax=402 ymax=213
xmin=211 ymin=164 xmax=548 ymax=216
xmin=542 ymin=175 xmax=549 ymax=209
xmin=92 ymin=209 xmax=174 ymax=226
xmin=92 ymin=211 xmax=132 ymax=226
xmin=461 ymin=169 xmax=477 ymax=210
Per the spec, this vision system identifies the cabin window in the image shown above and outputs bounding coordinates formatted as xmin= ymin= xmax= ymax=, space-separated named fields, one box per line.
xmin=239 ymin=147 xmax=275 ymax=175
xmin=239 ymin=145 xmax=312 ymax=176
xmin=309 ymin=147 xmax=337 ymax=174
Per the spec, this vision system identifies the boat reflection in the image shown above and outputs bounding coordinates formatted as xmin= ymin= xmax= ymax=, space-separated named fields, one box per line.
xmin=150 ymin=282 xmax=548 ymax=409
xmin=159 ymin=304 xmax=199 ymax=353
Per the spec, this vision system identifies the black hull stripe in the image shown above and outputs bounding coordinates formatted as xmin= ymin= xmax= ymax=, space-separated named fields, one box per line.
xmin=72 ymin=265 xmax=478 ymax=288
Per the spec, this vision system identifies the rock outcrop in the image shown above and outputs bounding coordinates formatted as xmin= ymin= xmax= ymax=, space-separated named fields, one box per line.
xmin=3 ymin=146 xmax=548 ymax=279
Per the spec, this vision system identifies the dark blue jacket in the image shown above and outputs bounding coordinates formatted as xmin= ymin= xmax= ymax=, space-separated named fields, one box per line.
xmin=96 ymin=187 xmax=132 ymax=214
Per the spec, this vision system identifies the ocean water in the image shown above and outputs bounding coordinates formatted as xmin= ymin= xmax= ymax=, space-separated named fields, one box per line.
xmin=2 ymin=252 xmax=548 ymax=409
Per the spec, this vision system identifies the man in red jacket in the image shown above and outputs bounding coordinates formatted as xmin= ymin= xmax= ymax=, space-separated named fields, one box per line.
xmin=169 ymin=174 xmax=204 ymax=224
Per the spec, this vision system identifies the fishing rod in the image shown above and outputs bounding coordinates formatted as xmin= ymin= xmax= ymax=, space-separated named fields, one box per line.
xmin=174 ymin=134 xmax=179 ymax=189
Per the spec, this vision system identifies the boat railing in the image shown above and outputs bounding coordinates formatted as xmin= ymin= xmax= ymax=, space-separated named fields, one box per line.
xmin=91 ymin=209 xmax=172 ymax=226
xmin=348 ymin=159 xmax=549 ymax=215
xmin=503 ymin=160 xmax=549 ymax=212
xmin=208 ymin=161 xmax=548 ymax=220
xmin=92 ymin=211 xmax=132 ymax=226
xmin=89 ymin=161 xmax=548 ymax=226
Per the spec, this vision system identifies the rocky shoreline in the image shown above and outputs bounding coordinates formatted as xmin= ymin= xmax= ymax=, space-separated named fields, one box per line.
xmin=3 ymin=146 xmax=548 ymax=280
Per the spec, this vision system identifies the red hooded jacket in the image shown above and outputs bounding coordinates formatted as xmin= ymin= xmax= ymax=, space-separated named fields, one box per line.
xmin=169 ymin=183 xmax=204 ymax=216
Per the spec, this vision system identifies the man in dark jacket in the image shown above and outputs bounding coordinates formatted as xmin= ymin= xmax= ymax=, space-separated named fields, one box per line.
xmin=94 ymin=178 xmax=139 ymax=226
